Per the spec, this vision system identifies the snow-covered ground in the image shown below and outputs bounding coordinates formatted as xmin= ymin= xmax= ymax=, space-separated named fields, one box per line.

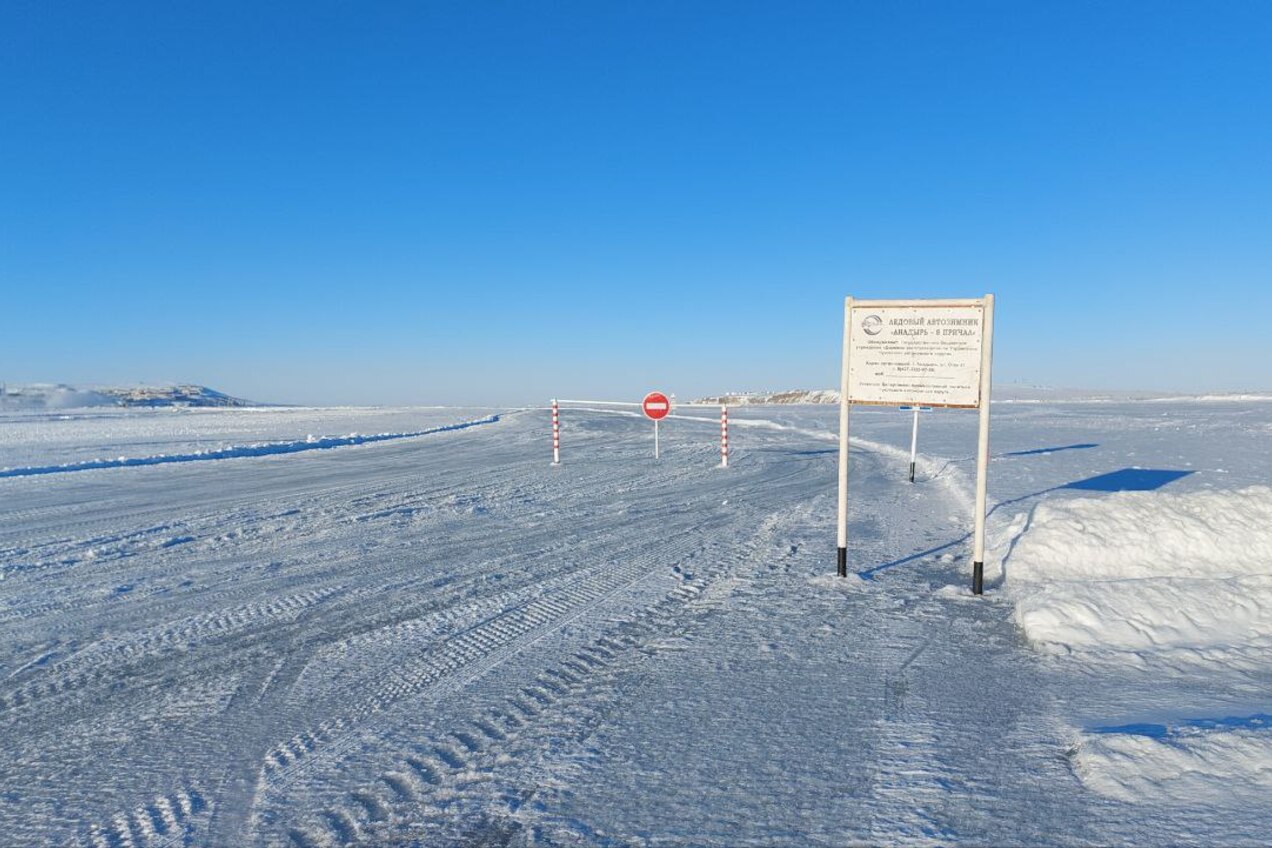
xmin=0 ymin=406 xmax=499 ymax=471
xmin=1 ymin=399 xmax=1270 ymax=845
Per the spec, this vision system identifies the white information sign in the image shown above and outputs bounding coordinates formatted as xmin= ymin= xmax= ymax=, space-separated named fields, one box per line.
xmin=836 ymin=295 xmax=996 ymax=595
xmin=846 ymin=303 xmax=985 ymax=408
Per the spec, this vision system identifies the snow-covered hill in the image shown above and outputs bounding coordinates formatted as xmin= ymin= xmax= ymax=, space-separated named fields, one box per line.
xmin=96 ymin=384 xmax=256 ymax=407
xmin=694 ymin=389 xmax=839 ymax=405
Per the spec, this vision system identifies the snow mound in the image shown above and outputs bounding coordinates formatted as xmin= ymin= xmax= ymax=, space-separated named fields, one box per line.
xmin=1005 ymin=488 xmax=1272 ymax=806
xmin=1001 ymin=486 xmax=1272 ymax=655
xmin=1008 ymin=486 xmax=1272 ymax=583
xmin=1075 ymin=718 xmax=1272 ymax=805
xmin=0 ymin=415 xmax=500 ymax=478
xmin=1016 ymin=576 xmax=1272 ymax=653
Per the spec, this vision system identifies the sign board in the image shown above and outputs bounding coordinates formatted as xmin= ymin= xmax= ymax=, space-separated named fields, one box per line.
xmin=837 ymin=296 xmax=996 ymax=594
xmin=642 ymin=391 xmax=671 ymax=420
xmin=846 ymin=303 xmax=986 ymax=408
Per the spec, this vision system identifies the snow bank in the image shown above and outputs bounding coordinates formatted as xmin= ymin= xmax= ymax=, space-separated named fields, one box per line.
xmin=1075 ymin=718 xmax=1272 ymax=805
xmin=0 ymin=414 xmax=500 ymax=478
xmin=1008 ymin=486 xmax=1272 ymax=583
xmin=1016 ymin=576 xmax=1272 ymax=652
xmin=1003 ymin=487 xmax=1272 ymax=806
xmin=1001 ymin=486 xmax=1272 ymax=655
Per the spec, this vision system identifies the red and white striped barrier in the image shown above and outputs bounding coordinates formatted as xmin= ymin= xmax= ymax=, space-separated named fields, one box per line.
xmin=549 ymin=397 xmax=729 ymax=468
xmin=551 ymin=399 xmax=560 ymax=465
xmin=720 ymin=405 xmax=729 ymax=468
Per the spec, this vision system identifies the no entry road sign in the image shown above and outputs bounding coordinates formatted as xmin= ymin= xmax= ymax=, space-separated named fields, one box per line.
xmin=642 ymin=392 xmax=671 ymax=420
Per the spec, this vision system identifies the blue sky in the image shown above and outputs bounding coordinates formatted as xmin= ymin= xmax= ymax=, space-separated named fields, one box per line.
xmin=3 ymin=1 xmax=1269 ymax=405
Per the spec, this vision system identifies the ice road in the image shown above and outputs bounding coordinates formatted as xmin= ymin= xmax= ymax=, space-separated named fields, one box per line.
xmin=1 ymin=400 xmax=1270 ymax=846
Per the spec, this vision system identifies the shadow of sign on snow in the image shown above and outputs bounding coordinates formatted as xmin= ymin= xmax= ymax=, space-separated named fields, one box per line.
xmin=1090 ymin=713 xmax=1272 ymax=739
xmin=1061 ymin=468 xmax=1193 ymax=492
xmin=857 ymin=467 xmax=1194 ymax=579
xmin=0 ymin=415 xmax=501 ymax=479
xmin=928 ymin=443 xmax=1102 ymax=482
xmin=1000 ymin=443 xmax=1099 ymax=457
xmin=750 ymin=447 xmax=840 ymax=457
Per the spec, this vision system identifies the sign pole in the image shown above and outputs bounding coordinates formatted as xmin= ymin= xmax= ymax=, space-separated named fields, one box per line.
xmin=908 ymin=407 xmax=919 ymax=483
xmin=551 ymin=399 xmax=560 ymax=465
xmin=836 ymin=296 xmax=853 ymax=577
xmin=642 ymin=391 xmax=670 ymax=459
xmin=720 ymin=405 xmax=729 ymax=468
xmin=971 ymin=294 xmax=996 ymax=595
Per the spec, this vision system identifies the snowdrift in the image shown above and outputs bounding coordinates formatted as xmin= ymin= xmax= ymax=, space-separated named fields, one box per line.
xmin=1075 ymin=718 xmax=1272 ymax=805
xmin=0 ymin=415 xmax=500 ymax=478
xmin=1001 ymin=485 xmax=1272 ymax=655
xmin=1016 ymin=575 xmax=1272 ymax=653
xmin=1001 ymin=486 xmax=1272 ymax=806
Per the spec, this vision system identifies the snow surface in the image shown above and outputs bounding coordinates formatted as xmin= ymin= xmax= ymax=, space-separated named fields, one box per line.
xmin=986 ymin=422 xmax=1272 ymax=813
xmin=1075 ymin=717 xmax=1272 ymax=806
xmin=1001 ymin=485 xmax=1272 ymax=584
xmin=0 ymin=406 xmax=496 ymax=470
xmin=2 ymin=399 xmax=1271 ymax=844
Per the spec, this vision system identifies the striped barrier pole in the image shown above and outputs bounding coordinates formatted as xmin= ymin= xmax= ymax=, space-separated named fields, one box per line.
xmin=720 ymin=405 xmax=729 ymax=468
xmin=551 ymin=399 xmax=560 ymax=465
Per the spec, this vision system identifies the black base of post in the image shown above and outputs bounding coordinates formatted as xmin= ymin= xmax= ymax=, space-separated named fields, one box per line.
xmin=908 ymin=461 xmax=916 ymax=483
xmin=837 ymin=547 xmax=847 ymax=578
xmin=972 ymin=561 xmax=984 ymax=595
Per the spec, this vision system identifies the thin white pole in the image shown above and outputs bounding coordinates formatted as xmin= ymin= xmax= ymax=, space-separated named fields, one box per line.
xmin=654 ymin=418 xmax=660 ymax=459
xmin=837 ymin=296 xmax=853 ymax=577
xmin=551 ymin=399 xmax=560 ymax=465
xmin=972 ymin=293 xmax=996 ymax=594
xmin=908 ymin=407 xmax=920 ymax=483
xmin=720 ymin=405 xmax=729 ymax=468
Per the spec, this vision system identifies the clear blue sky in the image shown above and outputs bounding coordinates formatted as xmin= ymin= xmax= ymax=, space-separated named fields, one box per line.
xmin=3 ymin=1 xmax=1270 ymax=405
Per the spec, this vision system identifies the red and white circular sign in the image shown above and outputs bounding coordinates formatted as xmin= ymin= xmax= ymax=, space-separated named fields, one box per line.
xmin=642 ymin=391 xmax=671 ymax=420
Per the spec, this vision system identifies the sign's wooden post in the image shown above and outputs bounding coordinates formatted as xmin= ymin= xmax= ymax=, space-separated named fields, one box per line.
xmin=836 ymin=297 xmax=853 ymax=578
xmin=971 ymin=294 xmax=995 ymax=594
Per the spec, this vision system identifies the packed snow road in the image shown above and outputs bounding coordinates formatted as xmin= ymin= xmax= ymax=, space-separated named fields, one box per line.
xmin=1 ymin=400 xmax=1270 ymax=845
